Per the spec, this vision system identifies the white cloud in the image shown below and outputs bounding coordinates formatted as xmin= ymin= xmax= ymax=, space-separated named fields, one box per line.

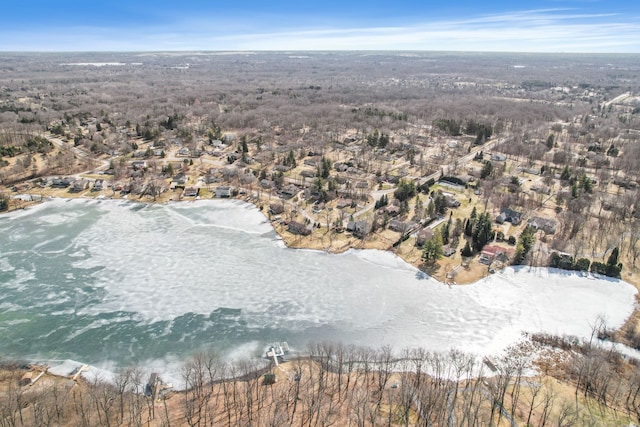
xmin=2 ymin=9 xmax=639 ymax=52
xmin=194 ymin=9 xmax=640 ymax=53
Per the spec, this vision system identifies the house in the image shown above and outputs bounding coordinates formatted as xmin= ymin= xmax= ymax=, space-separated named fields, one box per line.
xmin=51 ymin=177 xmax=74 ymax=188
xmin=312 ymin=202 xmax=324 ymax=214
xmin=490 ymin=153 xmax=507 ymax=162
xmin=300 ymin=169 xmax=316 ymax=178
xmin=269 ymin=203 xmax=284 ymax=215
xmin=334 ymin=162 xmax=349 ymax=172
xmin=384 ymin=174 xmax=400 ymax=184
xmin=260 ymin=179 xmax=275 ymax=189
xmin=479 ymin=245 xmax=505 ymax=264
xmin=183 ymin=186 xmax=199 ymax=197
xmin=279 ymin=184 xmax=299 ymax=199
xmin=120 ymin=183 xmax=131 ymax=195
xmin=131 ymin=160 xmax=147 ymax=170
xmin=273 ymin=165 xmax=292 ymax=172
xmin=388 ymin=219 xmax=415 ymax=233
xmin=12 ymin=183 xmax=30 ymax=192
xmin=303 ymin=157 xmax=320 ymax=167
xmin=216 ymin=186 xmax=233 ymax=198
xmin=443 ymin=195 xmax=461 ymax=208
xmin=172 ymin=173 xmax=188 ymax=185
xmin=415 ymin=228 xmax=435 ymax=247
xmin=336 ymin=198 xmax=352 ymax=209
xmin=521 ymin=167 xmax=541 ymax=176
xmin=388 ymin=219 xmax=407 ymax=233
xmin=238 ymin=173 xmax=255 ymax=186
xmin=528 ymin=216 xmax=557 ymax=234
xmin=355 ymin=181 xmax=369 ymax=189
xmin=70 ymin=179 xmax=90 ymax=192
xmin=496 ymin=207 xmax=524 ymax=225
xmin=222 ymin=133 xmax=236 ymax=143
xmin=204 ymin=175 xmax=219 ymax=184
xmin=347 ymin=220 xmax=372 ymax=238
xmin=92 ymin=179 xmax=104 ymax=191
xmin=379 ymin=205 xmax=401 ymax=217
xmin=288 ymin=221 xmax=311 ymax=236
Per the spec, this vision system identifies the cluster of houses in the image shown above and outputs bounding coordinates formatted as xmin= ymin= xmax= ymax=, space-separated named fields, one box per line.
xmin=496 ymin=207 xmax=557 ymax=234
xmin=47 ymin=176 xmax=93 ymax=192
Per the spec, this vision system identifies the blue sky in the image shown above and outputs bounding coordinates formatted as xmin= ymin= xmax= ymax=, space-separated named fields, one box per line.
xmin=2 ymin=0 xmax=639 ymax=52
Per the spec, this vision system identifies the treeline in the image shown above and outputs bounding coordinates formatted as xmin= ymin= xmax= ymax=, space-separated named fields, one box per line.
xmin=352 ymin=107 xmax=407 ymax=121
xmin=366 ymin=129 xmax=390 ymax=148
xmin=433 ymin=118 xmax=493 ymax=143
xmin=0 ymin=135 xmax=53 ymax=158
xmin=2 ymin=336 xmax=638 ymax=426
xmin=549 ymin=246 xmax=623 ymax=278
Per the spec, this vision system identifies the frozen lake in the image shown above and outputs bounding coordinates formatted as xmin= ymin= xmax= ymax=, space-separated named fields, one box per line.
xmin=0 ymin=198 xmax=636 ymax=378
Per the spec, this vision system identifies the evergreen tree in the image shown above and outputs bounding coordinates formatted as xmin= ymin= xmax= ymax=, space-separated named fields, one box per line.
xmin=513 ymin=226 xmax=536 ymax=265
xmin=607 ymin=246 xmax=619 ymax=266
xmin=284 ymin=150 xmax=297 ymax=168
xmin=328 ymin=178 xmax=337 ymax=192
xmin=579 ymin=174 xmax=593 ymax=193
xmin=378 ymin=133 xmax=390 ymax=148
xmin=461 ymin=241 xmax=472 ymax=257
xmin=426 ymin=199 xmax=436 ymax=218
xmin=464 ymin=217 xmax=474 ymax=237
xmin=546 ymin=134 xmax=554 ymax=149
xmin=605 ymin=246 xmax=623 ymax=277
xmin=432 ymin=192 xmax=447 ymax=215
xmin=320 ymin=156 xmax=332 ymax=179
xmin=0 ymin=193 xmax=8 ymax=211
xmin=471 ymin=212 xmax=494 ymax=252
xmin=470 ymin=206 xmax=477 ymax=221
xmin=441 ymin=218 xmax=451 ymax=245
xmin=394 ymin=180 xmax=417 ymax=202
xmin=480 ymin=161 xmax=493 ymax=179
xmin=422 ymin=233 xmax=444 ymax=264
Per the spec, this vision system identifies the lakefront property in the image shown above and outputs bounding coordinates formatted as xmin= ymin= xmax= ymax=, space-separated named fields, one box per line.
xmin=2 ymin=48 xmax=640 ymax=425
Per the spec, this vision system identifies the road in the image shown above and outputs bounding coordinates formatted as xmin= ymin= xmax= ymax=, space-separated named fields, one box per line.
xmin=43 ymin=133 xmax=110 ymax=174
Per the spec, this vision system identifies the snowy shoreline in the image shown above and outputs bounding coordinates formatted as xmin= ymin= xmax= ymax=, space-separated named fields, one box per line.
xmin=1 ymin=197 xmax=638 ymax=387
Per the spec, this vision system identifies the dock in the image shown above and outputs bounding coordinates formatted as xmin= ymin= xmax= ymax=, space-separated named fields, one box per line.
xmin=265 ymin=342 xmax=291 ymax=365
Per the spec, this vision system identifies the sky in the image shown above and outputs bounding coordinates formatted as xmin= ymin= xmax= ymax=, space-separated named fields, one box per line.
xmin=1 ymin=0 xmax=639 ymax=53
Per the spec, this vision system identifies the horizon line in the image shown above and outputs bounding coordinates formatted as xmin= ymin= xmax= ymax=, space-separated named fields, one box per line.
xmin=1 ymin=49 xmax=639 ymax=55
